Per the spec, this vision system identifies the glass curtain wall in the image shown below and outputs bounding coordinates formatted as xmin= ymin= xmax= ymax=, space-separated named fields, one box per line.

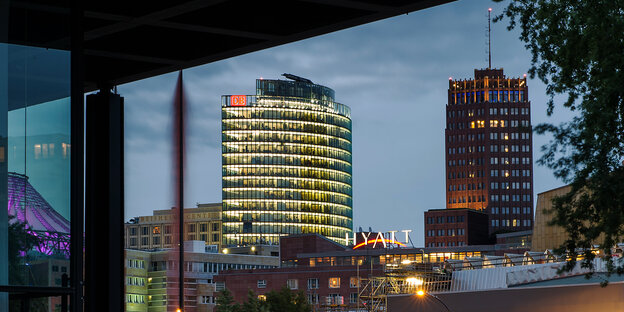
xmin=1 ymin=42 xmax=72 ymax=312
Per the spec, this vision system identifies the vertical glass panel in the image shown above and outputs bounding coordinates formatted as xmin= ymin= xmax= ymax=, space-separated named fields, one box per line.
xmin=1 ymin=42 xmax=71 ymax=298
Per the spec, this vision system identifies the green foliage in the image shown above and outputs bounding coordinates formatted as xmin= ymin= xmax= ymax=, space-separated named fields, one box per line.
xmin=218 ymin=286 xmax=311 ymax=312
xmin=265 ymin=286 xmax=311 ymax=312
xmin=241 ymin=289 xmax=269 ymax=312
xmin=8 ymin=215 xmax=40 ymax=284
xmin=216 ymin=288 xmax=241 ymax=312
xmin=494 ymin=0 xmax=624 ymax=277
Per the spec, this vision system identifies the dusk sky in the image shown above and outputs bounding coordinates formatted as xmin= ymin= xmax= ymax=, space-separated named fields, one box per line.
xmin=121 ymin=0 xmax=574 ymax=247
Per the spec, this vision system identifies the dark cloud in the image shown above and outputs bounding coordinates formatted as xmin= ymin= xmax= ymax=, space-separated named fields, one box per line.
xmin=122 ymin=0 xmax=568 ymax=246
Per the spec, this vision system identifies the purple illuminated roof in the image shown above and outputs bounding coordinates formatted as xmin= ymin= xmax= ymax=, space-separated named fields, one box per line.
xmin=8 ymin=172 xmax=70 ymax=233
xmin=8 ymin=172 xmax=71 ymax=257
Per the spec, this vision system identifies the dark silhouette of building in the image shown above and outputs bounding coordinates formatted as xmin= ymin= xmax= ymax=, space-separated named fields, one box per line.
xmin=445 ymin=68 xmax=534 ymax=235
xmin=424 ymin=208 xmax=490 ymax=247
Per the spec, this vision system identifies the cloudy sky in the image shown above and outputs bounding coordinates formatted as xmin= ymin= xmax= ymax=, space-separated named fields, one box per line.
xmin=120 ymin=0 xmax=574 ymax=246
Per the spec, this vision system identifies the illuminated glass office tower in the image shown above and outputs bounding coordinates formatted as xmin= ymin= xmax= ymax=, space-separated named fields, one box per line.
xmin=221 ymin=74 xmax=353 ymax=246
xmin=445 ymin=68 xmax=533 ymax=235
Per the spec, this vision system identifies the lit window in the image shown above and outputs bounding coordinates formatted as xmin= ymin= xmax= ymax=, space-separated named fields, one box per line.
xmin=350 ymin=277 xmax=359 ymax=288
xmin=287 ymin=279 xmax=298 ymax=290
xmin=329 ymin=277 xmax=340 ymax=288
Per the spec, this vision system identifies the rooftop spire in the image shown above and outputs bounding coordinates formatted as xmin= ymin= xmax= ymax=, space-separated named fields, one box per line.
xmin=488 ymin=8 xmax=492 ymax=69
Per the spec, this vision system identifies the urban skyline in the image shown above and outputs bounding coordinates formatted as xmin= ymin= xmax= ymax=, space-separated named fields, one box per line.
xmin=120 ymin=0 xmax=573 ymax=247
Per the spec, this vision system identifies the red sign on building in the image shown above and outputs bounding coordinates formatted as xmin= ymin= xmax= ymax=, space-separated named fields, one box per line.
xmin=230 ymin=95 xmax=247 ymax=106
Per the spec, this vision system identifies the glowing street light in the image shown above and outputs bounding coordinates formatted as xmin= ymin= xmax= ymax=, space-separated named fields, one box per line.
xmin=415 ymin=289 xmax=451 ymax=312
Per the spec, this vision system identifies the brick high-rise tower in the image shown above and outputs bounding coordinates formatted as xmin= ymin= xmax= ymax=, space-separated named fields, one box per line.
xmin=445 ymin=68 xmax=533 ymax=234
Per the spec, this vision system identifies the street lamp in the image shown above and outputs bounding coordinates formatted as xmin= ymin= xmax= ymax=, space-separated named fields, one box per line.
xmin=416 ymin=289 xmax=451 ymax=312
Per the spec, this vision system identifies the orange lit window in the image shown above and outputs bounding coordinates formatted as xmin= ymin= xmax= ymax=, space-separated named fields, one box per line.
xmin=153 ymin=226 xmax=161 ymax=234
xmin=329 ymin=277 xmax=340 ymax=288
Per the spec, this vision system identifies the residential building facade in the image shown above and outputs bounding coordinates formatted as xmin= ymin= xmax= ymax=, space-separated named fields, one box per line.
xmin=124 ymin=242 xmax=279 ymax=312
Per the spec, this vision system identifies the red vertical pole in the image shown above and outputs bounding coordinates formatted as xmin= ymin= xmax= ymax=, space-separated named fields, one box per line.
xmin=172 ymin=71 xmax=186 ymax=311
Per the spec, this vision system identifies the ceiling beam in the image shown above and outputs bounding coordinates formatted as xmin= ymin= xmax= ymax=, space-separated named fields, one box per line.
xmin=84 ymin=0 xmax=228 ymax=41
xmin=86 ymin=11 xmax=279 ymax=41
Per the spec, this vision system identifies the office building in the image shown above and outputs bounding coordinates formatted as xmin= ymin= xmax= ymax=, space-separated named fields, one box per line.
xmin=446 ymin=68 xmax=533 ymax=234
xmin=221 ymin=75 xmax=353 ymax=245
xmin=124 ymin=203 xmax=222 ymax=251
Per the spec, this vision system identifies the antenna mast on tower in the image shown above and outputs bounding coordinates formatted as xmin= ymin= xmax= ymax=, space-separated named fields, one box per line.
xmin=488 ymin=8 xmax=492 ymax=69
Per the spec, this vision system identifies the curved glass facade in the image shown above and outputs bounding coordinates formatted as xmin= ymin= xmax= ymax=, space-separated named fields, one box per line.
xmin=221 ymin=79 xmax=353 ymax=246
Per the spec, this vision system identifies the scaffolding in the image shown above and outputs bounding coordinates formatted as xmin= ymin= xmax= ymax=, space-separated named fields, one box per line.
xmin=357 ymin=262 xmax=452 ymax=312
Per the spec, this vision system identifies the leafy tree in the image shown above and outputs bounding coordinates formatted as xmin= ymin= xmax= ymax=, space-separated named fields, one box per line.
xmin=265 ymin=286 xmax=311 ymax=312
xmin=241 ymin=289 xmax=269 ymax=312
xmin=8 ymin=215 xmax=40 ymax=284
xmin=494 ymin=0 xmax=624 ymax=278
xmin=215 ymin=288 xmax=241 ymax=312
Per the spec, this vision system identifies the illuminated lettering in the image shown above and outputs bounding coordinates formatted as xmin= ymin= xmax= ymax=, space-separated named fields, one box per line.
xmin=401 ymin=230 xmax=412 ymax=244
xmin=345 ymin=232 xmax=356 ymax=246
xmin=231 ymin=95 xmax=247 ymax=106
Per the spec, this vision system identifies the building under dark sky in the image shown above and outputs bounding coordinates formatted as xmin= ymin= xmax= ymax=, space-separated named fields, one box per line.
xmin=221 ymin=76 xmax=353 ymax=246
xmin=445 ymin=68 xmax=533 ymax=235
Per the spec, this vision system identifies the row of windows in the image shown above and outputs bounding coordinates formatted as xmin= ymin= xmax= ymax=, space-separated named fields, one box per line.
xmin=491 ymin=207 xmax=532 ymax=214
xmin=126 ymin=276 xmax=145 ymax=286
xmin=426 ymin=228 xmax=466 ymax=237
xmin=223 ymin=189 xmax=352 ymax=206
xmin=151 ymin=260 xmax=275 ymax=273
xmin=222 ymin=224 xmax=350 ymax=245
xmin=129 ymin=223 xmax=219 ymax=237
xmin=448 ymin=195 xmax=486 ymax=204
xmin=490 ymin=194 xmax=532 ymax=202
xmin=223 ymin=177 xmax=352 ymax=196
xmin=449 ymin=90 xmax=526 ymax=105
xmin=223 ymin=154 xmax=351 ymax=174
xmin=489 ymin=157 xmax=532 ymax=165
xmin=448 ymin=183 xmax=485 ymax=191
xmin=223 ymin=132 xmax=351 ymax=153
xmin=255 ymin=277 xmax=360 ymax=291
xmin=490 ymin=169 xmax=532 ymax=177
xmin=448 ymin=107 xmax=530 ymax=120
xmin=223 ymin=142 xmax=352 ymax=162
xmin=447 ymin=145 xmax=531 ymax=155
xmin=450 ymin=77 xmax=525 ymax=90
xmin=447 ymin=171 xmax=485 ymax=179
xmin=222 ymin=119 xmax=351 ymax=141
xmin=223 ymin=165 xmax=352 ymax=185
xmin=125 ymin=294 xmax=145 ymax=304
xmin=426 ymin=241 xmax=466 ymax=247
xmin=223 ymin=199 xmax=351 ymax=216
xmin=491 ymin=219 xmax=532 ymax=227
xmin=223 ymin=107 xmax=351 ymax=129
xmin=223 ymin=211 xmax=351 ymax=228
xmin=126 ymin=259 xmax=145 ymax=269
xmin=447 ymin=158 xmax=484 ymax=166
xmin=490 ymin=182 xmax=532 ymax=190
xmin=448 ymin=133 xmax=486 ymax=143
xmin=426 ymin=215 xmax=465 ymax=224
xmin=129 ymin=234 xmax=220 ymax=247
xmin=489 ymin=132 xmax=531 ymax=140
